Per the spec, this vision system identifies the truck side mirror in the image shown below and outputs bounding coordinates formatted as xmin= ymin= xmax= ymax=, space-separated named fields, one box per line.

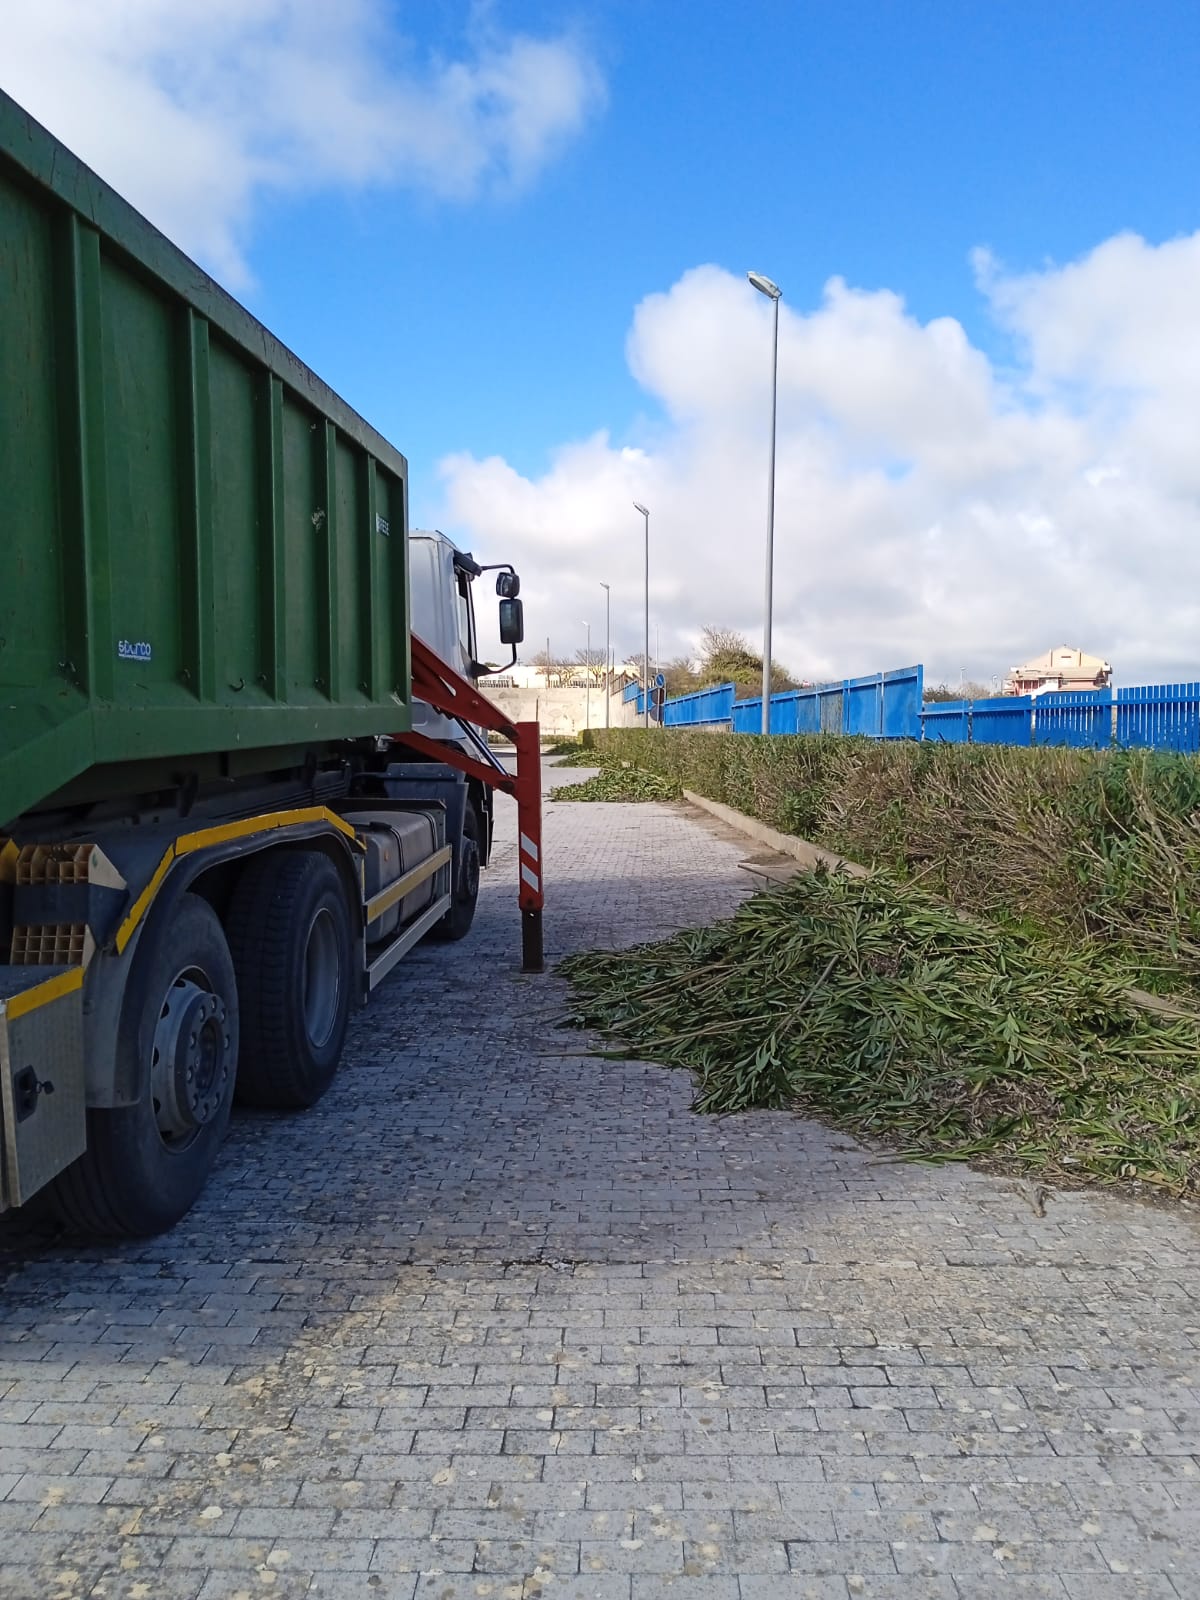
xmin=498 ymin=597 xmax=524 ymax=646
xmin=496 ymin=571 xmax=521 ymax=599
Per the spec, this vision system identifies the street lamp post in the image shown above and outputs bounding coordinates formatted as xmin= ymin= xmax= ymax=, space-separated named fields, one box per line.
xmin=583 ymin=621 xmax=591 ymax=731
xmin=748 ymin=271 xmax=782 ymax=736
xmin=633 ymin=501 xmax=650 ymax=727
xmin=600 ymin=582 xmax=611 ymax=728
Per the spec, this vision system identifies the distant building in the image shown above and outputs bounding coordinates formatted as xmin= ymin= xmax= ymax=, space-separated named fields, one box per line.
xmin=494 ymin=661 xmax=640 ymax=690
xmin=1005 ymin=645 xmax=1112 ymax=697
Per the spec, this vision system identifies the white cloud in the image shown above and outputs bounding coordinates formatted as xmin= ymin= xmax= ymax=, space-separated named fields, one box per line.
xmin=445 ymin=239 xmax=1200 ymax=687
xmin=0 ymin=0 xmax=604 ymax=286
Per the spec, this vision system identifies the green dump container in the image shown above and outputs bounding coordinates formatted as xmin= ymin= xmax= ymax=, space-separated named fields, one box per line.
xmin=1 ymin=90 xmax=412 ymax=830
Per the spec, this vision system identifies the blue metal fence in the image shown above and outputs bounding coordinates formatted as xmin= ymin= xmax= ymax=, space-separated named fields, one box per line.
xmin=920 ymin=700 xmax=970 ymax=743
xmin=1034 ymin=689 xmax=1113 ymax=749
xmin=1116 ymin=683 xmax=1200 ymax=753
xmin=662 ymin=682 xmax=737 ymax=727
xmin=921 ymin=696 xmax=1035 ymax=746
xmin=729 ymin=697 xmax=756 ymax=733
xmin=916 ymin=681 xmax=1200 ymax=753
xmin=686 ymin=665 xmax=925 ymax=739
xmin=971 ymin=695 xmax=1033 ymax=746
xmin=732 ymin=681 xmax=846 ymax=734
xmin=882 ymin=666 xmax=924 ymax=738
xmin=653 ymin=664 xmax=1200 ymax=755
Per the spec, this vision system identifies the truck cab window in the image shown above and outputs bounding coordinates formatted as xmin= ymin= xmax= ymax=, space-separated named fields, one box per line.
xmin=456 ymin=573 xmax=476 ymax=661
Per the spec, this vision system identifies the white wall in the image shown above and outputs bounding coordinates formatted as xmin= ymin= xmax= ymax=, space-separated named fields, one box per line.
xmin=486 ymin=686 xmax=636 ymax=737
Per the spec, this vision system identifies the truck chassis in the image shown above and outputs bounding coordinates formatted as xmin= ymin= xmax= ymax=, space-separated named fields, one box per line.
xmin=0 ymin=644 xmax=543 ymax=1235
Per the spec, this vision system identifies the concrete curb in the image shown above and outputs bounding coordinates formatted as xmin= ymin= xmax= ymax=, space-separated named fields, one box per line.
xmin=681 ymin=789 xmax=867 ymax=877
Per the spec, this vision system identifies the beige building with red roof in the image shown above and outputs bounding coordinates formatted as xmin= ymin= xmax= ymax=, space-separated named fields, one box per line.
xmin=1005 ymin=645 xmax=1112 ymax=697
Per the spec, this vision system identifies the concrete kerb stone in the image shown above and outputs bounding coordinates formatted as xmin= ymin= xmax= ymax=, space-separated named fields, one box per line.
xmin=679 ymin=791 xmax=865 ymax=880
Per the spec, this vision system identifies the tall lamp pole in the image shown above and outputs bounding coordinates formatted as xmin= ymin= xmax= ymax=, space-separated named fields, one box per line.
xmin=600 ymin=582 xmax=611 ymax=728
xmin=748 ymin=272 xmax=782 ymax=736
xmin=583 ymin=621 xmax=591 ymax=731
xmin=633 ymin=501 xmax=650 ymax=727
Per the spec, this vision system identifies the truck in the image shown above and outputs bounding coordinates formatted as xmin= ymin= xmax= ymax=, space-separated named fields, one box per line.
xmin=0 ymin=89 xmax=544 ymax=1239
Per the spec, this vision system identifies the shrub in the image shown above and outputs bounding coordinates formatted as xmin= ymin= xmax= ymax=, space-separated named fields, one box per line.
xmin=590 ymin=730 xmax=1200 ymax=993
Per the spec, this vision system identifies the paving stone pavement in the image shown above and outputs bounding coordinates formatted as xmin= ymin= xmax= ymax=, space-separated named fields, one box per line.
xmin=1 ymin=761 xmax=1200 ymax=1600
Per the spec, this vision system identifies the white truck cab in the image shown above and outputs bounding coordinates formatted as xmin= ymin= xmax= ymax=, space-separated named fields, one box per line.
xmin=392 ymin=530 xmax=524 ymax=937
xmin=409 ymin=530 xmax=484 ymax=744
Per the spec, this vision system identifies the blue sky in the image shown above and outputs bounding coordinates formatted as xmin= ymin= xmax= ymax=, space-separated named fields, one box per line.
xmin=244 ymin=0 xmax=1200 ymax=497
xmin=5 ymin=1 xmax=1200 ymax=682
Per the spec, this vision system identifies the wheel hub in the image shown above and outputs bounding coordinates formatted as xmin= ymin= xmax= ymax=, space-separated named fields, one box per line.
xmin=151 ymin=975 xmax=233 ymax=1143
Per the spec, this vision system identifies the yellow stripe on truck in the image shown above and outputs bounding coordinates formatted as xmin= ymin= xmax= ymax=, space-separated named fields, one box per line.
xmin=175 ymin=806 xmax=357 ymax=858
xmin=115 ymin=806 xmax=361 ymax=954
xmin=3 ymin=966 xmax=85 ymax=1022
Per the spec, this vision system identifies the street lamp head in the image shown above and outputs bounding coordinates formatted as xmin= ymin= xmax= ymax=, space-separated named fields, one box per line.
xmin=747 ymin=271 xmax=782 ymax=300
xmin=633 ymin=501 xmax=649 ymax=516
xmin=600 ymin=580 xmax=610 ymax=592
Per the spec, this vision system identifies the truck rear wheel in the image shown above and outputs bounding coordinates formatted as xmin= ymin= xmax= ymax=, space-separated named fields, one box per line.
xmin=430 ymin=803 xmax=481 ymax=942
xmin=48 ymin=893 xmax=239 ymax=1238
xmin=227 ymin=850 xmax=353 ymax=1109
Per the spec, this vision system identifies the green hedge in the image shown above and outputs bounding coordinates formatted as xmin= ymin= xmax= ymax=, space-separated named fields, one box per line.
xmin=590 ymin=729 xmax=1200 ymax=993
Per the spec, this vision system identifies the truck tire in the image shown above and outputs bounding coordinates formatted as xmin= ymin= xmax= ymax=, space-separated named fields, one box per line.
xmin=227 ymin=850 xmax=353 ymax=1109
xmin=48 ymin=894 xmax=239 ymax=1238
xmin=430 ymin=803 xmax=481 ymax=942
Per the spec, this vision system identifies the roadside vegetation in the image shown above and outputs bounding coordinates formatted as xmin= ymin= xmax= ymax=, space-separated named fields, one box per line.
xmin=550 ymin=765 xmax=681 ymax=802
xmin=549 ymin=745 xmax=604 ymax=767
xmin=560 ymin=731 xmax=1200 ymax=1196
xmin=588 ymin=730 xmax=1200 ymax=999
xmin=563 ymin=867 xmax=1200 ymax=1196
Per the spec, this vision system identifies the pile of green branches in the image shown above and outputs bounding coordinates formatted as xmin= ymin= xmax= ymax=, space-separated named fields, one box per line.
xmin=550 ymin=765 xmax=681 ymax=802
xmin=562 ymin=869 xmax=1200 ymax=1194
xmin=589 ymin=730 xmax=1200 ymax=996
xmin=550 ymin=746 xmax=607 ymax=767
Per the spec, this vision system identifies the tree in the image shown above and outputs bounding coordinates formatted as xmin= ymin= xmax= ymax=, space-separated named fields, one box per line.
xmin=663 ymin=656 xmax=699 ymax=697
xmin=573 ymin=646 xmax=609 ymax=682
xmin=699 ymin=626 xmax=750 ymax=660
xmin=696 ymin=625 xmax=795 ymax=697
xmin=530 ymin=649 xmax=574 ymax=685
xmin=923 ymin=680 xmax=999 ymax=703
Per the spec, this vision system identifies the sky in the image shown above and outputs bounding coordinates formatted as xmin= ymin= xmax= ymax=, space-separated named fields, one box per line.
xmin=4 ymin=0 xmax=1200 ymax=687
